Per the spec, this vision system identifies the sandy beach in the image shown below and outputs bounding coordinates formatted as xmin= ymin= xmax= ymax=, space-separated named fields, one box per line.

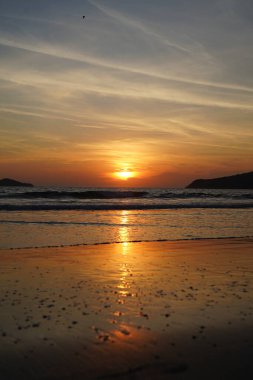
xmin=0 ymin=238 xmax=253 ymax=379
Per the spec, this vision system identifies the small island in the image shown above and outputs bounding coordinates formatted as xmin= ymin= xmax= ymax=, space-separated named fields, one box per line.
xmin=186 ymin=171 xmax=253 ymax=189
xmin=0 ymin=178 xmax=34 ymax=187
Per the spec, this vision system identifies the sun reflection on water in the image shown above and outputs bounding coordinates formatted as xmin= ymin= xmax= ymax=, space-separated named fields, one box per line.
xmin=119 ymin=210 xmax=130 ymax=251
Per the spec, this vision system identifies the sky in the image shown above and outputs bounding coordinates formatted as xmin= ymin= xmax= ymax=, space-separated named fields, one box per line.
xmin=0 ymin=0 xmax=252 ymax=187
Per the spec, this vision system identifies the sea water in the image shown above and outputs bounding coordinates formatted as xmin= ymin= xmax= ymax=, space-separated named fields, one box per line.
xmin=0 ymin=187 xmax=252 ymax=248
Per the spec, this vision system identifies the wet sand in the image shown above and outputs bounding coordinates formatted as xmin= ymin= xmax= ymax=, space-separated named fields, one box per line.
xmin=0 ymin=238 xmax=253 ymax=379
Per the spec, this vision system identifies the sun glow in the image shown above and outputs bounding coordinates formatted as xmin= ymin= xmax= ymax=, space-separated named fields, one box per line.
xmin=115 ymin=169 xmax=134 ymax=180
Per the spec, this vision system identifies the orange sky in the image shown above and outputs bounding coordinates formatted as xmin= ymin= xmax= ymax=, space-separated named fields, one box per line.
xmin=0 ymin=0 xmax=252 ymax=187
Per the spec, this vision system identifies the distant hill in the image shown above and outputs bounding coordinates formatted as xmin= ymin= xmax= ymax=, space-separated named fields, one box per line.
xmin=186 ymin=171 xmax=253 ymax=189
xmin=0 ymin=178 xmax=34 ymax=187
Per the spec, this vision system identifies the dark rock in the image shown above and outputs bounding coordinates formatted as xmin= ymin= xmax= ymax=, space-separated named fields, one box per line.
xmin=186 ymin=171 xmax=253 ymax=189
xmin=0 ymin=178 xmax=34 ymax=187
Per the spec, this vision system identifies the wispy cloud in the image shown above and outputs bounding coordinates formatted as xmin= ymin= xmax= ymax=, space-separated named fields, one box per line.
xmin=0 ymin=0 xmax=252 ymax=185
xmin=1 ymin=40 xmax=253 ymax=112
xmin=88 ymin=0 xmax=192 ymax=55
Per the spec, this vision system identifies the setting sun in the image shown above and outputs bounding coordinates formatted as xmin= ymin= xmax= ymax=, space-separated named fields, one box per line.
xmin=115 ymin=170 xmax=134 ymax=180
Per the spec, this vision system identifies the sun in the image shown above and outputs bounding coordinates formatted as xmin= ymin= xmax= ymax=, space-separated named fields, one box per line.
xmin=115 ymin=169 xmax=134 ymax=180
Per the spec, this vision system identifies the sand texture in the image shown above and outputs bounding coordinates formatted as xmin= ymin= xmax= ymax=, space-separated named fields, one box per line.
xmin=0 ymin=239 xmax=253 ymax=379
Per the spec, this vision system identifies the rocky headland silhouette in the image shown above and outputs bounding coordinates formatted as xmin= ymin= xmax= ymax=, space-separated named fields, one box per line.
xmin=0 ymin=178 xmax=34 ymax=187
xmin=186 ymin=171 xmax=253 ymax=189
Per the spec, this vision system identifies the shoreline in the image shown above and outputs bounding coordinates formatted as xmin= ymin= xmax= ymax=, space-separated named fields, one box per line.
xmin=1 ymin=238 xmax=253 ymax=379
xmin=1 ymin=235 xmax=253 ymax=251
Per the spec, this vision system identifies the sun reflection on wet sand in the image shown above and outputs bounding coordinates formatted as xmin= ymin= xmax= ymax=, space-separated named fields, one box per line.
xmin=113 ymin=224 xmax=140 ymax=323
xmin=116 ymin=246 xmax=136 ymax=309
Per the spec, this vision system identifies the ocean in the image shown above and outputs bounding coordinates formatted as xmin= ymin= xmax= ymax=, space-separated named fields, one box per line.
xmin=0 ymin=187 xmax=252 ymax=249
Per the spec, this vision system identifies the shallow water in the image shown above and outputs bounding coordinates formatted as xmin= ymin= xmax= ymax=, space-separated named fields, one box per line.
xmin=0 ymin=187 xmax=252 ymax=249
xmin=0 ymin=208 xmax=252 ymax=249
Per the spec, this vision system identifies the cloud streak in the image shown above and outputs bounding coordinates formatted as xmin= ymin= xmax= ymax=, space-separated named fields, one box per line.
xmin=88 ymin=0 xmax=193 ymax=55
xmin=0 ymin=0 xmax=252 ymax=185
